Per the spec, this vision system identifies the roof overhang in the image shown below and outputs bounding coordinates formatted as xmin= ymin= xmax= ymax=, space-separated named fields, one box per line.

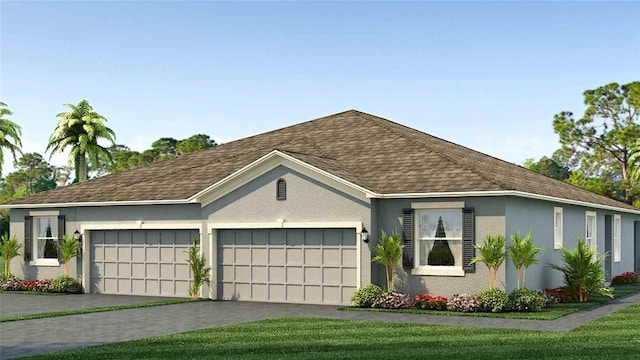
xmin=0 ymin=199 xmax=196 ymax=209
xmin=368 ymin=190 xmax=640 ymax=215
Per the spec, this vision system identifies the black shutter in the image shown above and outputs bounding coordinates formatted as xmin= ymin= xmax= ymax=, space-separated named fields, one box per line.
xmin=57 ymin=215 xmax=65 ymax=262
xmin=24 ymin=216 xmax=32 ymax=261
xmin=462 ymin=208 xmax=475 ymax=273
xmin=402 ymin=209 xmax=414 ymax=267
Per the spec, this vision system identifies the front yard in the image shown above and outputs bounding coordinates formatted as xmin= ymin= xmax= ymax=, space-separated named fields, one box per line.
xmin=27 ymin=302 xmax=640 ymax=359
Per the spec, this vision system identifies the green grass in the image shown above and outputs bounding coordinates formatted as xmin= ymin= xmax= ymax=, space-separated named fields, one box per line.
xmin=26 ymin=302 xmax=640 ymax=360
xmin=0 ymin=299 xmax=196 ymax=323
xmin=341 ymin=286 xmax=640 ymax=320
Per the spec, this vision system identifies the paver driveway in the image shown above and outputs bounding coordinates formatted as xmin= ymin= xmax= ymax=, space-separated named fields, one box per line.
xmin=1 ymin=292 xmax=639 ymax=359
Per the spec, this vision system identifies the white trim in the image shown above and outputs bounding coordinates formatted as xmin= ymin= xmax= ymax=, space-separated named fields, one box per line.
xmin=208 ymin=220 xmax=363 ymax=299
xmin=613 ymin=214 xmax=621 ymax=262
xmin=411 ymin=267 xmax=465 ymax=277
xmin=29 ymin=259 xmax=60 ymax=267
xmin=411 ymin=201 xmax=464 ymax=209
xmin=585 ymin=211 xmax=597 ymax=250
xmin=192 ymin=150 xmax=375 ymax=207
xmin=29 ymin=210 xmax=60 ymax=216
xmin=370 ymin=190 xmax=640 ymax=215
xmin=554 ymin=207 xmax=563 ymax=250
xmin=3 ymin=199 xmax=194 ymax=209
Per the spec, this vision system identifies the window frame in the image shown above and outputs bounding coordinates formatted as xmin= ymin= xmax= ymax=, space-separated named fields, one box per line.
xmin=410 ymin=202 xmax=465 ymax=277
xmin=613 ymin=214 xmax=621 ymax=262
xmin=585 ymin=211 xmax=597 ymax=250
xmin=554 ymin=207 xmax=563 ymax=249
xmin=27 ymin=211 xmax=62 ymax=266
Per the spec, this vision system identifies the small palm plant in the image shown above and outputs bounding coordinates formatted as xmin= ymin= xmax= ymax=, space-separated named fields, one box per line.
xmin=58 ymin=234 xmax=81 ymax=275
xmin=508 ymin=231 xmax=543 ymax=289
xmin=549 ymin=237 xmax=612 ymax=302
xmin=470 ymin=233 xmax=506 ymax=289
xmin=0 ymin=233 xmax=22 ymax=277
xmin=372 ymin=230 xmax=404 ymax=292
xmin=185 ymin=237 xmax=211 ymax=300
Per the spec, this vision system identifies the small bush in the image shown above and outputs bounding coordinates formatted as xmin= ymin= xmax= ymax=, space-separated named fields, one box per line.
xmin=379 ymin=291 xmax=412 ymax=309
xmin=477 ymin=288 xmax=509 ymax=313
xmin=413 ymin=294 xmax=448 ymax=310
xmin=536 ymin=289 xmax=560 ymax=307
xmin=351 ymin=284 xmax=385 ymax=308
xmin=32 ymin=279 xmax=53 ymax=292
xmin=447 ymin=293 xmax=481 ymax=313
xmin=51 ymin=275 xmax=83 ymax=293
xmin=544 ymin=288 xmax=573 ymax=303
xmin=611 ymin=272 xmax=640 ymax=285
xmin=0 ymin=277 xmax=24 ymax=291
xmin=508 ymin=288 xmax=544 ymax=312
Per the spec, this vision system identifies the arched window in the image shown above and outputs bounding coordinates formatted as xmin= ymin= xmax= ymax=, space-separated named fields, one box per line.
xmin=276 ymin=179 xmax=286 ymax=200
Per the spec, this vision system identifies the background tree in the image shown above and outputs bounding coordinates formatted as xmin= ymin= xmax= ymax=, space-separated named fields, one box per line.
xmin=149 ymin=137 xmax=178 ymax=161
xmin=46 ymin=99 xmax=116 ymax=182
xmin=523 ymin=152 xmax=571 ymax=181
xmin=176 ymin=134 xmax=217 ymax=155
xmin=12 ymin=153 xmax=56 ymax=195
xmin=553 ymin=81 xmax=640 ymax=204
xmin=0 ymin=101 xmax=23 ymax=176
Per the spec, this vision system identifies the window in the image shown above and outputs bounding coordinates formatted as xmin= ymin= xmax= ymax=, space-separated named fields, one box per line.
xmin=25 ymin=213 xmax=64 ymax=265
xmin=613 ymin=214 xmax=621 ymax=262
xmin=585 ymin=211 xmax=597 ymax=249
xmin=413 ymin=208 xmax=464 ymax=276
xmin=276 ymin=179 xmax=286 ymax=201
xmin=554 ymin=207 xmax=563 ymax=249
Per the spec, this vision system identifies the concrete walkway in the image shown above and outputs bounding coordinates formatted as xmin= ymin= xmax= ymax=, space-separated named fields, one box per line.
xmin=1 ymin=292 xmax=639 ymax=359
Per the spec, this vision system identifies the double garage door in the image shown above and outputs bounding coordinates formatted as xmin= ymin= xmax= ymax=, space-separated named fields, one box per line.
xmin=90 ymin=227 xmax=358 ymax=305
xmin=90 ymin=229 xmax=198 ymax=297
xmin=218 ymin=228 xmax=357 ymax=305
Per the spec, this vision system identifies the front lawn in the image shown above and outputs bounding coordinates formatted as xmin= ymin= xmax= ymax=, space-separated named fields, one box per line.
xmin=28 ymin=302 xmax=640 ymax=359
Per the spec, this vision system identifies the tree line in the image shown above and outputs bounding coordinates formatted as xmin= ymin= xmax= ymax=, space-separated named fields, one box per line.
xmin=0 ymin=99 xmax=216 ymax=233
xmin=523 ymin=81 xmax=639 ymax=208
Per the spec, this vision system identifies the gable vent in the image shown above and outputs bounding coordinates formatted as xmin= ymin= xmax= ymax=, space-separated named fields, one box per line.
xmin=276 ymin=179 xmax=287 ymax=201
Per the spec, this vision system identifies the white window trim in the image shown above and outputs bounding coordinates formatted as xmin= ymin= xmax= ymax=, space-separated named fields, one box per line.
xmin=29 ymin=259 xmax=60 ymax=267
xmin=613 ymin=214 xmax=621 ymax=262
xmin=411 ymin=202 xmax=465 ymax=276
xmin=31 ymin=214 xmax=61 ymax=265
xmin=554 ymin=207 xmax=563 ymax=249
xmin=585 ymin=211 xmax=597 ymax=250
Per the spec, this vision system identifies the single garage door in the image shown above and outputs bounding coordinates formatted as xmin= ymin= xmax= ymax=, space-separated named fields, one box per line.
xmin=218 ymin=228 xmax=357 ymax=305
xmin=90 ymin=229 xmax=199 ymax=297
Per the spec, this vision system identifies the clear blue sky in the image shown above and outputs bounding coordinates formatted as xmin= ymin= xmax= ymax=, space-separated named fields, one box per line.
xmin=1 ymin=1 xmax=639 ymax=174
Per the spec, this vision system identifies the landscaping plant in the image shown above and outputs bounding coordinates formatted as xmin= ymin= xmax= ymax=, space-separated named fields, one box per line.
xmin=508 ymin=288 xmax=544 ymax=312
xmin=351 ymin=283 xmax=384 ymax=308
xmin=470 ymin=233 xmax=506 ymax=288
xmin=508 ymin=231 xmax=543 ymax=289
xmin=611 ymin=272 xmax=640 ymax=285
xmin=446 ymin=293 xmax=481 ymax=312
xmin=0 ymin=233 xmax=22 ymax=277
xmin=477 ymin=288 xmax=509 ymax=313
xmin=372 ymin=230 xmax=403 ymax=291
xmin=413 ymin=294 xmax=448 ymax=310
xmin=58 ymin=234 xmax=81 ymax=275
xmin=51 ymin=275 xmax=82 ymax=293
xmin=548 ymin=237 xmax=613 ymax=302
xmin=378 ymin=291 xmax=412 ymax=309
xmin=185 ymin=237 xmax=211 ymax=300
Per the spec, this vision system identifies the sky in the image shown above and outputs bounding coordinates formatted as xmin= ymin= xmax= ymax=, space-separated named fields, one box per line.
xmin=1 ymin=1 xmax=639 ymax=176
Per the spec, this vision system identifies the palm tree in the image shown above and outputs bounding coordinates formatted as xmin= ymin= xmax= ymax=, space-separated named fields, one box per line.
xmin=372 ymin=230 xmax=404 ymax=291
xmin=58 ymin=234 xmax=81 ymax=275
xmin=508 ymin=231 xmax=543 ymax=289
xmin=0 ymin=101 xmax=23 ymax=175
xmin=0 ymin=233 xmax=23 ymax=277
xmin=46 ymin=100 xmax=115 ymax=182
xmin=470 ymin=233 xmax=506 ymax=289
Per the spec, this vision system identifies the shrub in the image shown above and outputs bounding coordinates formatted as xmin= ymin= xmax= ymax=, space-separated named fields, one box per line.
xmin=51 ymin=275 xmax=82 ymax=293
xmin=536 ymin=289 xmax=560 ymax=307
xmin=1 ymin=277 xmax=24 ymax=291
xmin=548 ymin=237 xmax=613 ymax=302
xmin=413 ymin=294 xmax=448 ymax=310
xmin=447 ymin=293 xmax=481 ymax=312
xmin=611 ymin=272 xmax=640 ymax=285
xmin=351 ymin=283 xmax=384 ymax=308
xmin=508 ymin=288 xmax=544 ymax=312
xmin=32 ymin=279 xmax=53 ymax=292
xmin=544 ymin=288 xmax=573 ymax=303
xmin=379 ymin=291 xmax=412 ymax=309
xmin=185 ymin=237 xmax=211 ymax=300
xmin=477 ymin=288 xmax=509 ymax=313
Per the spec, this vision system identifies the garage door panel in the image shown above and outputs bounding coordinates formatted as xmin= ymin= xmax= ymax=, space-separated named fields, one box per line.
xmin=218 ymin=228 xmax=357 ymax=305
xmin=91 ymin=229 xmax=196 ymax=297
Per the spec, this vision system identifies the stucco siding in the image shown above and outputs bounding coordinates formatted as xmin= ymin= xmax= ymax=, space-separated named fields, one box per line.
xmin=374 ymin=197 xmax=506 ymax=298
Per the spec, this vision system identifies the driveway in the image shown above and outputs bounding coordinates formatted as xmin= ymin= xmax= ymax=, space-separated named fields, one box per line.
xmin=1 ymin=292 xmax=639 ymax=359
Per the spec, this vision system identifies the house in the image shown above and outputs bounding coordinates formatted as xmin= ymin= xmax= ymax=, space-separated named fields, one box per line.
xmin=3 ymin=110 xmax=640 ymax=304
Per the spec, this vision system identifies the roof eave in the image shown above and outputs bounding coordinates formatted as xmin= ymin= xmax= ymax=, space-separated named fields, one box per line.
xmin=0 ymin=198 xmax=196 ymax=209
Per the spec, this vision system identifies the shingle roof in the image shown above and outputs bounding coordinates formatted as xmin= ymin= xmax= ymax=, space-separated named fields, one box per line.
xmin=5 ymin=110 xmax=638 ymax=211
